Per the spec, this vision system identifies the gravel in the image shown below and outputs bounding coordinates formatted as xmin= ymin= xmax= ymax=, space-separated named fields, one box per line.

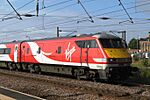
xmin=0 ymin=69 xmax=149 ymax=100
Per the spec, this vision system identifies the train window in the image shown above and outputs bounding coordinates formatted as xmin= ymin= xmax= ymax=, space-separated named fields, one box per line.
xmin=5 ymin=48 xmax=11 ymax=54
xmin=15 ymin=46 xmax=18 ymax=51
xmin=0 ymin=48 xmax=11 ymax=54
xmin=84 ymin=41 xmax=90 ymax=48
xmin=90 ymin=40 xmax=98 ymax=48
xmin=75 ymin=41 xmax=84 ymax=48
xmin=87 ymin=40 xmax=98 ymax=48
xmin=99 ymin=39 xmax=125 ymax=48
xmin=0 ymin=49 xmax=4 ymax=54
xmin=58 ymin=47 xmax=61 ymax=54
xmin=99 ymin=39 xmax=112 ymax=48
xmin=75 ymin=40 xmax=98 ymax=48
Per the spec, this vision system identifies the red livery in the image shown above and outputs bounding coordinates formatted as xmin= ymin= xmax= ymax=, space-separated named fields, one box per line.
xmin=0 ymin=33 xmax=132 ymax=81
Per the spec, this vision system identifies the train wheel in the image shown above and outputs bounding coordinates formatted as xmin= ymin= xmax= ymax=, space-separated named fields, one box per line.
xmin=16 ymin=64 xmax=23 ymax=71
xmin=73 ymin=69 xmax=80 ymax=80
xmin=29 ymin=65 xmax=34 ymax=73
xmin=34 ymin=65 xmax=41 ymax=74
xmin=7 ymin=63 xmax=13 ymax=71
xmin=86 ymin=70 xmax=97 ymax=82
xmin=8 ymin=63 xmax=17 ymax=71
xmin=13 ymin=64 xmax=18 ymax=71
xmin=85 ymin=71 xmax=91 ymax=80
xmin=22 ymin=64 xmax=29 ymax=71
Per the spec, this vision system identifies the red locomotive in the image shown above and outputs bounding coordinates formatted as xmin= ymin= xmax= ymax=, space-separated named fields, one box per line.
xmin=0 ymin=33 xmax=132 ymax=81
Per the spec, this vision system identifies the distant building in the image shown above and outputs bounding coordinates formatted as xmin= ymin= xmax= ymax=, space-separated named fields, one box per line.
xmin=128 ymin=32 xmax=150 ymax=59
xmin=139 ymin=32 xmax=150 ymax=52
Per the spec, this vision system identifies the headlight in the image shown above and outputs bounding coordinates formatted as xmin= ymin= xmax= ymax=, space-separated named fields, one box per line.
xmin=108 ymin=58 xmax=131 ymax=63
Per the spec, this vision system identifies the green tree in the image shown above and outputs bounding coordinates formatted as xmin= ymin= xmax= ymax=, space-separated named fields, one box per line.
xmin=128 ymin=38 xmax=139 ymax=49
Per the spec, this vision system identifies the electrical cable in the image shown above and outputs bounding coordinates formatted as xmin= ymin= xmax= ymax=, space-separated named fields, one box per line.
xmin=77 ymin=0 xmax=94 ymax=23
xmin=5 ymin=0 xmax=22 ymax=20
xmin=27 ymin=0 xmax=73 ymax=14
xmin=0 ymin=0 xmax=149 ymax=37
xmin=1 ymin=0 xmax=34 ymax=20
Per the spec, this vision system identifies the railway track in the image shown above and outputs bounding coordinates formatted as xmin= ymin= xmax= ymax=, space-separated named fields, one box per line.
xmin=0 ymin=69 xmax=149 ymax=100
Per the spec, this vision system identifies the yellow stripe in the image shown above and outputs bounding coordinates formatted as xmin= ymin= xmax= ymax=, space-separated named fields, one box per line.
xmin=104 ymin=48 xmax=130 ymax=58
xmin=0 ymin=94 xmax=16 ymax=100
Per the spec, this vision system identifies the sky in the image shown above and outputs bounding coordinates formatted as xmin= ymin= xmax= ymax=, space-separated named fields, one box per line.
xmin=0 ymin=0 xmax=149 ymax=43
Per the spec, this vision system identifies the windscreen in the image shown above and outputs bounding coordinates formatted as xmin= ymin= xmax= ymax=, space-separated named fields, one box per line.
xmin=99 ymin=38 xmax=126 ymax=48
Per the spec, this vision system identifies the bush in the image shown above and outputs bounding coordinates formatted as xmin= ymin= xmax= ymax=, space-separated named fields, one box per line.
xmin=140 ymin=68 xmax=150 ymax=78
xmin=140 ymin=59 xmax=148 ymax=67
xmin=131 ymin=59 xmax=150 ymax=84
xmin=133 ymin=55 xmax=139 ymax=62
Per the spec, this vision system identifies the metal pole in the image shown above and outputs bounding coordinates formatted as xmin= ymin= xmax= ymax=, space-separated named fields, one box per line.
xmin=36 ymin=0 xmax=39 ymax=16
xmin=57 ymin=27 xmax=59 ymax=37
xmin=122 ymin=31 xmax=126 ymax=41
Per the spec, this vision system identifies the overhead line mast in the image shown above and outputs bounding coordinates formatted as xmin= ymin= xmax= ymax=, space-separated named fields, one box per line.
xmin=36 ymin=0 xmax=39 ymax=16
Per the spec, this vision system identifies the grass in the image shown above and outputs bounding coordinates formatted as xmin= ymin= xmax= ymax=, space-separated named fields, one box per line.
xmin=131 ymin=59 xmax=150 ymax=84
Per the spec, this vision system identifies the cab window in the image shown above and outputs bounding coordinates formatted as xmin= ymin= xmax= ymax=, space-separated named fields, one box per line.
xmin=99 ymin=38 xmax=126 ymax=48
xmin=75 ymin=40 xmax=98 ymax=48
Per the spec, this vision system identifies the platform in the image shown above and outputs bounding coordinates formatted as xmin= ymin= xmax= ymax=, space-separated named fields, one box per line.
xmin=0 ymin=86 xmax=45 ymax=100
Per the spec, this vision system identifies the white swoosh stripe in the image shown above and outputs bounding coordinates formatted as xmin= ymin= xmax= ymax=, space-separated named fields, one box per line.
xmin=0 ymin=44 xmax=12 ymax=61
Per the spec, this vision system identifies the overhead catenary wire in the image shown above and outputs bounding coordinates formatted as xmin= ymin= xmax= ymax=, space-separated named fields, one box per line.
xmin=5 ymin=0 xmax=22 ymax=21
xmin=35 ymin=2 xmax=150 ymax=30
xmin=0 ymin=0 xmax=149 ymax=36
xmin=0 ymin=0 xmax=147 ymax=25
xmin=45 ymin=0 xmax=149 ymax=17
xmin=1 ymin=20 xmax=150 ymax=34
xmin=46 ymin=0 xmax=97 ymax=15
xmin=1 ymin=3 xmax=150 ymax=35
xmin=0 ymin=0 xmax=149 ymax=41
xmin=0 ymin=0 xmax=97 ymax=27
xmin=109 ymin=9 xmax=150 ymax=19
xmin=77 ymin=0 xmax=94 ymax=23
xmin=27 ymin=0 xmax=74 ymax=14
xmin=1 ymin=19 xmax=150 ymax=41
xmin=1 ymin=0 xmax=149 ymax=30
xmin=1 ymin=0 xmax=34 ymax=19
xmin=118 ymin=0 xmax=134 ymax=23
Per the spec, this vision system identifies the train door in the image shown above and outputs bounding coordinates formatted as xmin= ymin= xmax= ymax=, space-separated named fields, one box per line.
xmin=14 ymin=44 xmax=18 ymax=62
xmin=82 ymin=41 xmax=90 ymax=66
xmin=76 ymin=40 xmax=89 ymax=67
xmin=20 ymin=42 xmax=43 ymax=63
xmin=21 ymin=44 xmax=26 ymax=62
xmin=56 ymin=42 xmax=63 ymax=62
xmin=34 ymin=43 xmax=43 ymax=63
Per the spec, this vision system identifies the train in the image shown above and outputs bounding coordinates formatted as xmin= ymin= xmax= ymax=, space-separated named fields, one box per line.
xmin=0 ymin=32 xmax=132 ymax=81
